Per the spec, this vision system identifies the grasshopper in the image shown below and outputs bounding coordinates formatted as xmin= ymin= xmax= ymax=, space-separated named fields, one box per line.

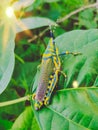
xmin=32 ymin=27 xmax=81 ymax=110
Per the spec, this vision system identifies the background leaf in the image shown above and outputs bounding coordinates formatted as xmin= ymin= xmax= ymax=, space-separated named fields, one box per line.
xmin=12 ymin=61 xmax=39 ymax=90
xmin=16 ymin=17 xmax=56 ymax=33
xmin=78 ymin=9 xmax=97 ymax=29
xmin=44 ymin=0 xmax=60 ymax=3
xmin=12 ymin=0 xmax=35 ymax=10
xmin=0 ymin=87 xmax=25 ymax=130
xmin=0 ymin=24 xmax=15 ymax=94
xmin=0 ymin=117 xmax=13 ymax=130
xmin=11 ymin=106 xmax=40 ymax=130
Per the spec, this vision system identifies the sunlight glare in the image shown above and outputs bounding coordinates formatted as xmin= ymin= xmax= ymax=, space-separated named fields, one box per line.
xmin=6 ymin=7 xmax=14 ymax=18
xmin=72 ymin=80 xmax=78 ymax=88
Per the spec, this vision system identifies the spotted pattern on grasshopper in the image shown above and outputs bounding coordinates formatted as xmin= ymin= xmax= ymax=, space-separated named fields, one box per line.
xmin=32 ymin=29 xmax=81 ymax=110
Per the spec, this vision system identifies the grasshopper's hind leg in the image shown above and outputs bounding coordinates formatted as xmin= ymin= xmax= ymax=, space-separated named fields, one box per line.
xmin=43 ymin=72 xmax=58 ymax=106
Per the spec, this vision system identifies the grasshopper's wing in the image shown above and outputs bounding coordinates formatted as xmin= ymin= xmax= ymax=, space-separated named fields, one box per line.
xmin=35 ymin=58 xmax=54 ymax=102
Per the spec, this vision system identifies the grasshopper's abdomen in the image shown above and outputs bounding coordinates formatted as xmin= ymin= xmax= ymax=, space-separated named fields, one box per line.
xmin=35 ymin=58 xmax=54 ymax=102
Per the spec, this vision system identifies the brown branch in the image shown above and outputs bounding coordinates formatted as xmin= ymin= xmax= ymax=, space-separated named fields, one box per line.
xmin=57 ymin=2 xmax=98 ymax=23
xmin=28 ymin=2 xmax=98 ymax=43
xmin=28 ymin=27 xmax=49 ymax=43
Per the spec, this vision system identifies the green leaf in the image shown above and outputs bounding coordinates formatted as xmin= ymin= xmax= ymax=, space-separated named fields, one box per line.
xmin=44 ymin=0 xmax=60 ymax=3
xmin=93 ymin=76 xmax=98 ymax=87
xmin=79 ymin=9 xmax=94 ymax=20
xmin=0 ymin=117 xmax=13 ymax=130
xmin=55 ymin=29 xmax=98 ymax=87
xmin=78 ymin=9 xmax=97 ymax=29
xmin=0 ymin=23 xmax=15 ymax=94
xmin=31 ymin=29 xmax=98 ymax=130
xmin=32 ymin=87 xmax=98 ymax=130
xmin=11 ymin=106 xmax=40 ymax=130
xmin=12 ymin=0 xmax=35 ymax=10
xmin=16 ymin=17 xmax=56 ymax=33
xmin=64 ymin=0 xmax=84 ymax=8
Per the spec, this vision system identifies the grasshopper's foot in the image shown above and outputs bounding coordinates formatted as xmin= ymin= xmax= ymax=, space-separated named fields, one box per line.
xmin=34 ymin=100 xmax=43 ymax=110
xmin=44 ymin=97 xmax=50 ymax=105
xmin=70 ymin=52 xmax=82 ymax=56
xmin=32 ymin=93 xmax=36 ymax=100
xmin=59 ymin=71 xmax=67 ymax=79
xmin=37 ymin=64 xmax=41 ymax=70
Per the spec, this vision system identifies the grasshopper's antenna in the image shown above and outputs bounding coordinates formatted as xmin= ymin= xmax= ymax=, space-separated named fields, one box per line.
xmin=49 ymin=23 xmax=57 ymax=37
xmin=49 ymin=24 xmax=52 ymax=30
xmin=49 ymin=24 xmax=56 ymax=32
xmin=49 ymin=24 xmax=54 ymax=38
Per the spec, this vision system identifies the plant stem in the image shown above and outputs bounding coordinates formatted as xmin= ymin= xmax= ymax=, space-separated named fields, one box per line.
xmin=15 ymin=53 xmax=25 ymax=64
xmin=28 ymin=27 xmax=49 ymax=43
xmin=57 ymin=2 xmax=98 ymax=23
xmin=0 ymin=95 xmax=32 ymax=107
xmin=28 ymin=2 xmax=98 ymax=43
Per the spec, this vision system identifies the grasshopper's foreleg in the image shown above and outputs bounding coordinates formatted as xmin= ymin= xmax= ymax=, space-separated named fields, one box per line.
xmin=55 ymin=51 xmax=82 ymax=78
xmin=58 ymin=51 xmax=82 ymax=56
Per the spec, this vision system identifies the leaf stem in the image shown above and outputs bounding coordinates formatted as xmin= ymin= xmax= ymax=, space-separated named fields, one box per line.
xmin=0 ymin=95 xmax=32 ymax=107
xmin=15 ymin=53 xmax=25 ymax=64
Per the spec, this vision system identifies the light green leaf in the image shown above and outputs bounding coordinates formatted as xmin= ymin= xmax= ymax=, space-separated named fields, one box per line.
xmin=12 ymin=0 xmax=35 ymax=10
xmin=16 ymin=17 xmax=56 ymax=33
xmin=11 ymin=106 xmax=40 ymax=130
xmin=0 ymin=24 xmax=15 ymax=94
